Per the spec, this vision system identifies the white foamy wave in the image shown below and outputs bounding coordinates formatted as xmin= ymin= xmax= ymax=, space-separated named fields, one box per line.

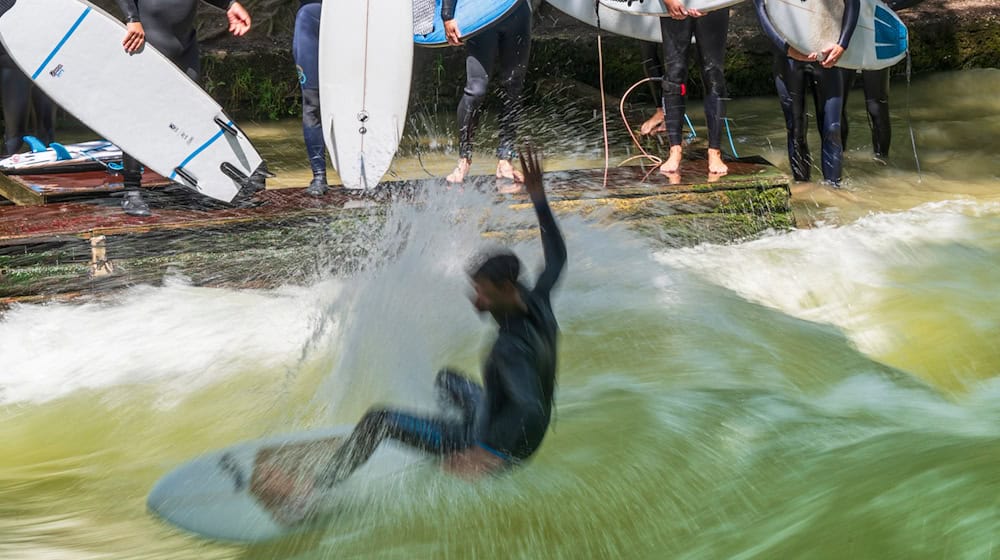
xmin=0 ymin=279 xmax=341 ymax=406
xmin=656 ymin=200 xmax=1000 ymax=357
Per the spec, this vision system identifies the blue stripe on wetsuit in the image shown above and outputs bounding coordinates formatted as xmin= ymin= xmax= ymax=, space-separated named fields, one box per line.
xmin=33 ymin=7 xmax=91 ymax=80
xmin=386 ymin=411 xmax=444 ymax=448
xmin=169 ymin=122 xmax=232 ymax=181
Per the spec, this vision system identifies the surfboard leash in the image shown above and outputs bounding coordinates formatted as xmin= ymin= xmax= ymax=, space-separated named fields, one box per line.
xmin=904 ymin=50 xmax=922 ymax=182
xmin=594 ymin=0 xmax=610 ymax=188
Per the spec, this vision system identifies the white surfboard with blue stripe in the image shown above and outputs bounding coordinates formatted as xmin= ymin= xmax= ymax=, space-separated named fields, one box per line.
xmin=765 ymin=0 xmax=908 ymax=70
xmin=414 ymin=0 xmax=523 ymax=47
xmin=0 ymin=0 xmax=263 ymax=202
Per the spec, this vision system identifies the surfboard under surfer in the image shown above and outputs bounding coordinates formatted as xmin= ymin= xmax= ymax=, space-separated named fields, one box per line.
xmin=250 ymin=146 xmax=566 ymax=523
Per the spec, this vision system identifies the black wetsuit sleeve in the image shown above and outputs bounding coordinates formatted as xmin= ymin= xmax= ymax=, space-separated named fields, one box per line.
xmin=475 ymin=340 xmax=545 ymax=454
xmin=441 ymin=0 xmax=458 ymax=21
xmin=201 ymin=0 xmax=235 ymax=11
xmin=838 ymin=0 xmax=861 ymax=48
xmin=115 ymin=0 xmax=141 ymax=22
xmin=530 ymin=193 xmax=567 ymax=298
xmin=753 ymin=0 xmax=789 ymax=54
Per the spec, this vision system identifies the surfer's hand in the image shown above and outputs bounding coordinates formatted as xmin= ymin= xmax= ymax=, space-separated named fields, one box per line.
xmin=444 ymin=19 xmax=462 ymax=46
xmin=663 ymin=0 xmax=688 ymax=19
xmin=518 ymin=145 xmax=546 ymax=204
xmin=820 ymin=44 xmax=845 ymax=68
xmin=122 ymin=22 xmax=145 ymax=54
xmin=227 ymin=2 xmax=252 ymax=36
xmin=787 ymin=46 xmax=815 ymax=62
xmin=443 ymin=447 xmax=505 ymax=480
xmin=687 ymin=8 xmax=705 ymax=17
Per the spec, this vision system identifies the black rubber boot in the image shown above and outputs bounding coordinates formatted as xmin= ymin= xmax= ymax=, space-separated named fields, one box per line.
xmin=305 ymin=173 xmax=329 ymax=196
xmin=120 ymin=154 xmax=151 ymax=217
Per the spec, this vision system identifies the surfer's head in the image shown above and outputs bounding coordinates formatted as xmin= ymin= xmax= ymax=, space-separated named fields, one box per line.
xmin=469 ymin=251 xmax=522 ymax=314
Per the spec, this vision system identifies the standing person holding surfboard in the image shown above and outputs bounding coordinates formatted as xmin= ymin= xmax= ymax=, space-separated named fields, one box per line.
xmin=0 ymin=45 xmax=58 ymax=156
xmin=657 ymin=0 xmax=731 ymax=177
xmin=753 ymin=0 xmax=858 ymax=185
xmin=292 ymin=0 xmax=329 ymax=196
xmin=114 ymin=0 xmax=253 ymax=216
xmin=838 ymin=0 xmax=924 ymax=160
xmin=443 ymin=0 xmax=533 ymax=184
xmin=251 ymin=147 xmax=565 ymax=519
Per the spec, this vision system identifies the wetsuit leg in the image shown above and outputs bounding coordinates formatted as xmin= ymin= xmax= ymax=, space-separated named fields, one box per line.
xmin=659 ymin=17 xmax=694 ymax=147
xmin=318 ymin=407 xmax=473 ymax=487
xmin=812 ymin=65 xmax=848 ymax=184
xmin=435 ymin=368 xmax=484 ymax=421
xmin=861 ymin=68 xmax=891 ymax=157
xmin=294 ymin=3 xmax=326 ymax=176
xmin=692 ymin=9 xmax=729 ymax=150
xmin=773 ymin=54 xmax=811 ymax=181
xmin=0 ymin=53 xmax=32 ymax=155
xmin=492 ymin=0 xmax=532 ymax=161
xmin=639 ymin=40 xmax=663 ymax=101
xmin=457 ymin=29 xmax=499 ymax=160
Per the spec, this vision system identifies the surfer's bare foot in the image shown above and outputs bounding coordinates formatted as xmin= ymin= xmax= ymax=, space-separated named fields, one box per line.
xmin=662 ymin=171 xmax=682 ymax=185
xmin=659 ymin=146 xmax=683 ymax=174
xmin=447 ymin=158 xmax=471 ymax=183
xmin=640 ymin=108 xmax=666 ymax=136
xmin=496 ymin=159 xmax=524 ymax=182
xmin=708 ymin=148 xmax=728 ymax=175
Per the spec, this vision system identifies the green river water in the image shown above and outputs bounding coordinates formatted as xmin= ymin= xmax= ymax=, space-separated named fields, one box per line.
xmin=1 ymin=69 xmax=999 ymax=559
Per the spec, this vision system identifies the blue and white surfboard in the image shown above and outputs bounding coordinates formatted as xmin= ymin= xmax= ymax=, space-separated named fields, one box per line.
xmin=414 ymin=0 xmax=523 ymax=47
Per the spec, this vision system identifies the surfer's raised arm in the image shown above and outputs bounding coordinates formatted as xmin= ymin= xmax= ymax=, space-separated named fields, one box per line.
xmin=520 ymin=146 xmax=566 ymax=298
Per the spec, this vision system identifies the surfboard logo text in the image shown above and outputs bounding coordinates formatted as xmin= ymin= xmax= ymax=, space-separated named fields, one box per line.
xmin=49 ymin=65 xmax=65 ymax=78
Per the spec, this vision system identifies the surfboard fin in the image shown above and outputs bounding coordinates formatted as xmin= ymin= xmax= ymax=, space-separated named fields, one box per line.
xmin=173 ymin=167 xmax=199 ymax=190
xmin=49 ymin=142 xmax=72 ymax=161
xmin=214 ymin=116 xmax=239 ymax=137
xmin=23 ymin=136 xmax=46 ymax=153
xmin=220 ymin=161 xmax=248 ymax=184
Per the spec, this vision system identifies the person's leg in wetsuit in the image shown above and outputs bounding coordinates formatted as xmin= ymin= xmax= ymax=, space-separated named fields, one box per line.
xmin=316 ymin=369 xmax=484 ymax=486
xmin=692 ymin=9 xmax=730 ymax=174
xmin=1 ymin=47 xmax=34 ymax=156
xmin=810 ymin=64 xmax=849 ymax=185
xmin=293 ymin=1 xmax=328 ymax=196
xmin=773 ymin=53 xmax=812 ymax=182
xmin=659 ymin=9 xmax=730 ymax=175
xmin=860 ymin=68 xmax=891 ymax=158
xmin=639 ymin=40 xmax=666 ymax=136
xmin=446 ymin=0 xmax=531 ymax=184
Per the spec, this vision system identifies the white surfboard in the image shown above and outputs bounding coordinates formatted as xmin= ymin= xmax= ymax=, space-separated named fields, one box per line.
xmin=0 ymin=0 xmax=263 ymax=202
xmin=598 ymin=0 xmax=746 ymax=16
xmin=0 ymin=139 xmax=121 ymax=174
xmin=546 ymin=0 xmax=663 ymax=42
xmin=765 ymin=0 xmax=908 ymax=70
xmin=319 ymin=0 xmax=413 ymax=190
xmin=147 ymin=424 xmax=425 ymax=542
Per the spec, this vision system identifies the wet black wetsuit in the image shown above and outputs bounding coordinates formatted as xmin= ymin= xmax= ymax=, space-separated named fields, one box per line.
xmin=639 ymin=40 xmax=664 ymax=102
xmin=754 ymin=0 xmax=859 ymax=183
xmin=837 ymin=0 xmax=925 ymax=157
xmin=659 ymin=8 xmax=730 ymax=150
xmin=114 ymin=0 xmax=235 ymax=196
xmin=449 ymin=0 xmax=532 ymax=161
xmin=0 ymin=45 xmax=57 ymax=156
xmin=320 ymin=190 xmax=566 ymax=483
xmin=293 ymin=0 xmax=325 ymax=178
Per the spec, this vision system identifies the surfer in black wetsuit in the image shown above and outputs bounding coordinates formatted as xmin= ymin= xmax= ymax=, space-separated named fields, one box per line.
xmin=250 ymin=147 xmax=565 ymax=518
xmin=293 ymin=0 xmax=329 ymax=196
xmin=443 ymin=0 xmax=532 ymax=184
xmin=753 ymin=0 xmax=859 ymax=185
xmin=0 ymin=45 xmax=57 ymax=156
xmin=836 ymin=0 xmax=925 ymax=160
xmin=658 ymin=0 xmax=731 ymax=176
xmin=114 ymin=0 xmax=253 ymax=216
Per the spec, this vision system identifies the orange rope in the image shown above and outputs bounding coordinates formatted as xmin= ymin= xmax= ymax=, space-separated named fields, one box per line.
xmin=618 ymin=77 xmax=663 ymax=168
